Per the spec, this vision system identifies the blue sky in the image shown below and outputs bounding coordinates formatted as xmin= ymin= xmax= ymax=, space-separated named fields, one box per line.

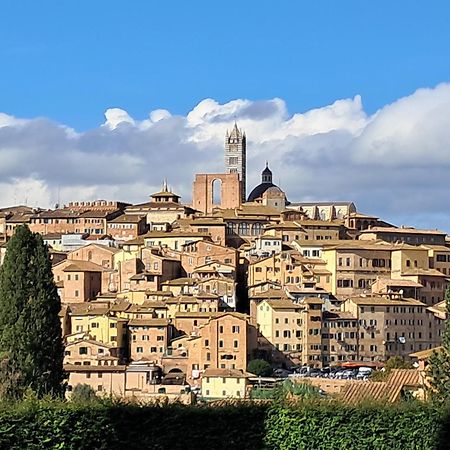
xmin=1 ymin=1 xmax=450 ymax=231
xmin=1 ymin=1 xmax=449 ymax=130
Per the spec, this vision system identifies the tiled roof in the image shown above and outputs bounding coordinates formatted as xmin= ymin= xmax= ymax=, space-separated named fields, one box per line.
xmin=203 ymin=368 xmax=254 ymax=378
xmin=128 ymin=318 xmax=170 ymax=327
xmin=341 ymin=369 xmax=421 ymax=404
xmin=64 ymin=364 xmax=127 ymax=372
xmin=63 ymin=261 xmax=105 ymax=272
xmin=265 ymin=300 xmax=302 ymax=310
xmin=360 ymin=226 xmax=447 ymax=236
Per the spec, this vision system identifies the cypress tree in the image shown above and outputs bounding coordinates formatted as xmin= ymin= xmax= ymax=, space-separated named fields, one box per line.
xmin=427 ymin=287 xmax=450 ymax=402
xmin=0 ymin=225 xmax=64 ymax=398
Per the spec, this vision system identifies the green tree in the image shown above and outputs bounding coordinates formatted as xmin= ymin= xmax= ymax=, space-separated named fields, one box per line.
xmin=0 ymin=225 xmax=64 ymax=399
xmin=247 ymin=359 xmax=273 ymax=377
xmin=371 ymin=356 xmax=414 ymax=381
xmin=71 ymin=383 xmax=98 ymax=403
xmin=427 ymin=287 xmax=450 ymax=402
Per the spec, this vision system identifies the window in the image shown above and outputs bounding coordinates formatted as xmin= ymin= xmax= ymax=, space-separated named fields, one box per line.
xmin=233 ymin=340 xmax=239 ymax=348
xmin=219 ymin=340 xmax=224 ymax=348
xmin=98 ymin=373 xmax=103 ymax=379
xmin=204 ymin=339 xmax=209 ymax=346
xmin=91 ymin=322 xmax=99 ymax=328
xmin=137 ymin=347 xmax=143 ymax=353
xmin=74 ymin=290 xmax=79 ymax=297
xmin=97 ymin=385 xmax=103 ymax=392
xmin=232 ymin=326 xmax=240 ymax=333
xmin=79 ymin=347 xmax=88 ymax=355
xmin=151 ymin=347 xmax=157 ymax=353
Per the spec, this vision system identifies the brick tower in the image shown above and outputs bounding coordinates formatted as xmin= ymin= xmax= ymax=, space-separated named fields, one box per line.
xmin=225 ymin=123 xmax=246 ymax=202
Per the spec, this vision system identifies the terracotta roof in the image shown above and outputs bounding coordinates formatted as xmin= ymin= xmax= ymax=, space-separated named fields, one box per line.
xmin=108 ymin=214 xmax=146 ymax=223
xmin=64 ymin=364 xmax=127 ymax=372
xmin=360 ymin=226 xmax=446 ymax=236
xmin=203 ymin=368 xmax=254 ymax=378
xmin=128 ymin=318 xmax=170 ymax=327
xmin=122 ymin=237 xmax=145 ymax=246
xmin=375 ymin=278 xmax=423 ymax=288
xmin=265 ymin=300 xmax=302 ymax=310
xmin=410 ymin=346 xmax=443 ymax=360
xmin=66 ymin=339 xmax=114 ymax=349
xmin=42 ymin=233 xmax=63 ymax=240
xmin=161 ymin=277 xmax=197 ymax=286
xmin=401 ymin=268 xmax=447 ymax=277
xmin=68 ymin=304 xmax=110 ymax=316
xmin=109 ymin=300 xmax=131 ymax=312
xmin=63 ymin=260 xmax=105 ymax=272
xmin=143 ymin=231 xmax=209 ymax=239
xmin=145 ymin=290 xmax=173 ymax=297
xmin=302 ymin=297 xmax=325 ymax=304
xmin=71 ymin=243 xmax=120 ymax=254
xmin=347 ymin=296 xmax=425 ymax=306
xmin=250 ymin=288 xmax=286 ymax=299
xmin=341 ymin=369 xmax=421 ymax=404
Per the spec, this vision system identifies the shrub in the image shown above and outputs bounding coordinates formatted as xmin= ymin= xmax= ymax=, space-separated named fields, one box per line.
xmin=71 ymin=384 xmax=98 ymax=403
xmin=247 ymin=359 xmax=273 ymax=377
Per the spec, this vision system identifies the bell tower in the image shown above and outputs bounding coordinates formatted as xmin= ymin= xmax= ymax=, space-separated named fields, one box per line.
xmin=225 ymin=122 xmax=246 ymax=202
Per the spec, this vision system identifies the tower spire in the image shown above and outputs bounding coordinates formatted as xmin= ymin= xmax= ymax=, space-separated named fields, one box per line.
xmin=225 ymin=123 xmax=247 ymax=203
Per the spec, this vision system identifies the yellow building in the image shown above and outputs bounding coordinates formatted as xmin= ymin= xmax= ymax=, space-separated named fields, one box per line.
xmin=201 ymin=368 xmax=253 ymax=399
xmin=256 ymin=299 xmax=303 ymax=354
xmin=68 ymin=304 xmax=126 ymax=348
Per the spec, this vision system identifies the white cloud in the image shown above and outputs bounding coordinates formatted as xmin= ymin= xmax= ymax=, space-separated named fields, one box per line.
xmin=1 ymin=83 xmax=450 ymax=230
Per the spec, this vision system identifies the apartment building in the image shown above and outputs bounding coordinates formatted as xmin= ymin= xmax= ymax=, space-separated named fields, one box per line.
xmin=248 ymin=251 xmax=331 ymax=292
xmin=255 ymin=294 xmax=444 ymax=368
xmin=359 ymin=226 xmax=447 ymax=246
xmin=128 ymin=318 xmax=173 ymax=363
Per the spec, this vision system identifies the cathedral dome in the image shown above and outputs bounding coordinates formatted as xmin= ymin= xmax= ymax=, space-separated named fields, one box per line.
xmin=247 ymin=182 xmax=277 ymax=202
xmin=247 ymin=163 xmax=279 ymax=202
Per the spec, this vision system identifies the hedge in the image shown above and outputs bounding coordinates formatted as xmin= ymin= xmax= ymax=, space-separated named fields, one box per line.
xmin=265 ymin=402 xmax=449 ymax=450
xmin=0 ymin=400 xmax=448 ymax=449
xmin=0 ymin=401 xmax=267 ymax=450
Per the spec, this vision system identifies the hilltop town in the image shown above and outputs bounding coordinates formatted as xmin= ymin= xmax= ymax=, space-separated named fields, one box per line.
xmin=0 ymin=124 xmax=446 ymax=402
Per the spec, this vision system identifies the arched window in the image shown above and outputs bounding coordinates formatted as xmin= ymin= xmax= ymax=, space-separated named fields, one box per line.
xmin=212 ymin=179 xmax=222 ymax=205
xmin=252 ymin=223 xmax=263 ymax=236
xmin=87 ymin=251 xmax=92 ymax=261
xmin=238 ymin=223 xmax=249 ymax=236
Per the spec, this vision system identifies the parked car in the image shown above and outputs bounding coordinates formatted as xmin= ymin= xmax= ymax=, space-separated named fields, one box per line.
xmin=273 ymin=368 xmax=293 ymax=378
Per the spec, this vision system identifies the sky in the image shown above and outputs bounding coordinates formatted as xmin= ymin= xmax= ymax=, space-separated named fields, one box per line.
xmin=1 ymin=1 xmax=450 ymax=230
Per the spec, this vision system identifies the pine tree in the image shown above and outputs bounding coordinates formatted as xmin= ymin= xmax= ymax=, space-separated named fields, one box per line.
xmin=0 ymin=225 xmax=64 ymax=399
xmin=427 ymin=287 xmax=450 ymax=402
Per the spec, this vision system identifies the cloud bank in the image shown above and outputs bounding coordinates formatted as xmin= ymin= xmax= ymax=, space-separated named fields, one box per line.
xmin=1 ymin=83 xmax=450 ymax=230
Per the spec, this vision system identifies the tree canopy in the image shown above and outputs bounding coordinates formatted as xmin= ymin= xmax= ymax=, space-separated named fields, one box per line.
xmin=0 ymin=225 xmax=64 ymax=399
xmin=247 ymin=359 xmax=273 ymax=377
xmin=427 ymin=287 xmax=450 ymax=402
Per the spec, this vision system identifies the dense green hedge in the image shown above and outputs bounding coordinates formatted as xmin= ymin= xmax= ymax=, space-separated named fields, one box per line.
xmin=0 ymin=400 xmax=448 ymax=449
xmin=0 ymin=401 xmax=267 ymax=450
xmin=265 ymin=402 xmax=448 ymax=450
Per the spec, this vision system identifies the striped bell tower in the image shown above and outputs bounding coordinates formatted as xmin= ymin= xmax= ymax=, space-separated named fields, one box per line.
xmin=225 ymin=122 xmax=246 ymax=202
